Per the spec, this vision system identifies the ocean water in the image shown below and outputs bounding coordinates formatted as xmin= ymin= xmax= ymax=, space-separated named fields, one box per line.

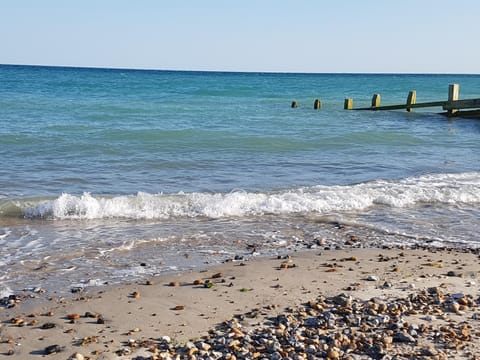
xmin=1 ymin=65 xmax=479 ymax=295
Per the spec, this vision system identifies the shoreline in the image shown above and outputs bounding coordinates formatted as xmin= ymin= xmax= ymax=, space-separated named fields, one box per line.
xmin=1 ymin=246 xmax=480 ymax=359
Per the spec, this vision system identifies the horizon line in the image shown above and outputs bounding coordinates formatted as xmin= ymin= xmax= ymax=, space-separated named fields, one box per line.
xmin=1 ymin=63 xmax=479 ymax=76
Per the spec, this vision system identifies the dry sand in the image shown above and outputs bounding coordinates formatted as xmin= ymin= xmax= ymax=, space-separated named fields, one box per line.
xmin=1 ymin=247 xmax=480 ymax=359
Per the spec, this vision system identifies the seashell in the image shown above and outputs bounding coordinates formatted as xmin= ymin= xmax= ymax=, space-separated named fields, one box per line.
xmin=171 ymin=305 xmax=185 ymax=311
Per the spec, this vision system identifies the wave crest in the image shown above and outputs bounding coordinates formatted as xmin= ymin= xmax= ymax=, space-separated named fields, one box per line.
xmin=22 ymin=172 xmax=480 ymax=220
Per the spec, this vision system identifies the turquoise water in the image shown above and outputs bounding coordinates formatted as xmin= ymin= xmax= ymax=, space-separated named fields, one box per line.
xmin=0 ymin=65 xmax=479 ymax=294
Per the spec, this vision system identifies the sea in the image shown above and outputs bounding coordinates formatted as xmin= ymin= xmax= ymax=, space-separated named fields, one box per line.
xmin=1 ymin=65 xmax=479 ymax=296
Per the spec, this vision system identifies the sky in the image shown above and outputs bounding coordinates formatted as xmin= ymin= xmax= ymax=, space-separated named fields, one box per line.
xmin=1 ymin=0 xmax=479 ymax=74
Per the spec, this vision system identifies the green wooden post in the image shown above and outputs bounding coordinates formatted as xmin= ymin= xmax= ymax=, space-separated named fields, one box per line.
xmin=371 ymin=93 xmax=381 ymax=109
xmin=313 ymin=99 xmax=321 ymax=110
xmin=447 ymin=84 xmax=459 ymax=116
xmin=406 ymin=90 xmax=416 ymax=112
xmin=344 ymin=98 xmax=353 ymax=110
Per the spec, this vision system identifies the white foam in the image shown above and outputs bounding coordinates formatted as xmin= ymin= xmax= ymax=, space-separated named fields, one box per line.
xmin=22 ymin=172 xmax=480 ymax=220
xmin=0 ymin=285 xmax=13 ymax=298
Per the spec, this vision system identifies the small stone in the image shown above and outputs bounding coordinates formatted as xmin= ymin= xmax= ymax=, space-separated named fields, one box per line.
xmin=366 ymin=275 xmax=379 ymax=281
xmin=449 ymin=302 xmax=460 ymax=313
xmin=161 ymin=335 xmax=171 ymax=343
xmin=446 ymin=270 xmax=462 ymax=277
xmin=132 ymin=291 xmax=140 ymax=299
xmin=331 ymin=294 xmax=352 ymax=308
xmin=41 ymin=322 xmax=56 ymax=329
xmin=171 ymin=305 xmax=185 ymax=311
xmin=44 ymin=344 xmax=64 ymax=355
xmin=393 ymin=332 xmax=416 ymax=343
xmin=327 ymin=347 xmax=340 ymax=359
xmin=69 ymin=353 xmax=85 ymax=360
xmin=67 ymin=313 xmax=80 ymax=320
xmin=211 ymin=272 xmax=223 ymax=279
xmin=168 ymin=281 xmax=180 ymax=287
xmin=10 ymin=318 xmax=24 ymax=326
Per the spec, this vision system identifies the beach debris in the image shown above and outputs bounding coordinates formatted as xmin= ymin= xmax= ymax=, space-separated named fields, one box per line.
xmin=168 ymin=281 xmax=180 ymax=287
xmin=204 ymin=280 xmax=214 ymax=288
xmin=171 ymin=305 xmax=185 ymax=311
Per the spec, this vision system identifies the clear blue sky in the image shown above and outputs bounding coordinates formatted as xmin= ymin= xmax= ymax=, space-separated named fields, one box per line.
xmin=1 ymin=0 xmax=479 ymax=73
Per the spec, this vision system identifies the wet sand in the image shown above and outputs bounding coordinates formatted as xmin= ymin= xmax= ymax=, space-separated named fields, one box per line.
xmin=1 ymin=247 xmax=480 ymax=359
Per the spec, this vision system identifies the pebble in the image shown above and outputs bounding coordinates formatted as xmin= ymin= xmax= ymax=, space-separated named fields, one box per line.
xmin=44 ymin=344 xmax=64 ymax=355
xmin=93 ymin=288 xmax=478 ymax=359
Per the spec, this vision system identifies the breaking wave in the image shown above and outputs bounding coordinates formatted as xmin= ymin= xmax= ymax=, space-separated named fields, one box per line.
xmin=17 ymin=172 xmax=480 ymax=220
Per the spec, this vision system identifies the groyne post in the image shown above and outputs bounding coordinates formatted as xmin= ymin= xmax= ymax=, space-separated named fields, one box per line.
xmin=344 ymin=98 xmax=353 ymax=110
xmin=313 ymin=99 xmax=321 ymax=110
xmin=291 ymin=101 xmax=298 ymax=108
xmin=371 ymin=94 xmax=381 ymax=109
xmin=406 ymin=90 xmax=416 ymax=112
xmin=447 ymin=84 xmax=459 ymax=116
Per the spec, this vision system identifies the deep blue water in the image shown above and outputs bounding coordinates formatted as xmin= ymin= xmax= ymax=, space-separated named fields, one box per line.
xmin=0 ymin=65 xmax=479 ymax=294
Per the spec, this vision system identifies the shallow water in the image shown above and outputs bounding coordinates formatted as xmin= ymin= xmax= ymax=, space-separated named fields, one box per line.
xmin=1 ymin=65 xmax=479 ymax=295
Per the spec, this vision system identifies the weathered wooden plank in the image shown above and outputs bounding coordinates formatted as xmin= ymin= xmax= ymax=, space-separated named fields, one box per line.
xmin=354 ymin=100 xmax=446 ymax=111
xmin=443 ymin=98 xmax=480 ymax=110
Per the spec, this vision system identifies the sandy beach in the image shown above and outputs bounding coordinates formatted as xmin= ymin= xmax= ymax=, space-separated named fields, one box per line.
xmin=1 ymin=245 xmax=480 ymax=359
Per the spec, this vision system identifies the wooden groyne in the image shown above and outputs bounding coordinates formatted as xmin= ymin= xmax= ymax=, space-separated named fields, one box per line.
xmin=295 ymin=84 xmax=480 ymax=118
xmin=345 ymin=84 xmax=480 ymax=117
